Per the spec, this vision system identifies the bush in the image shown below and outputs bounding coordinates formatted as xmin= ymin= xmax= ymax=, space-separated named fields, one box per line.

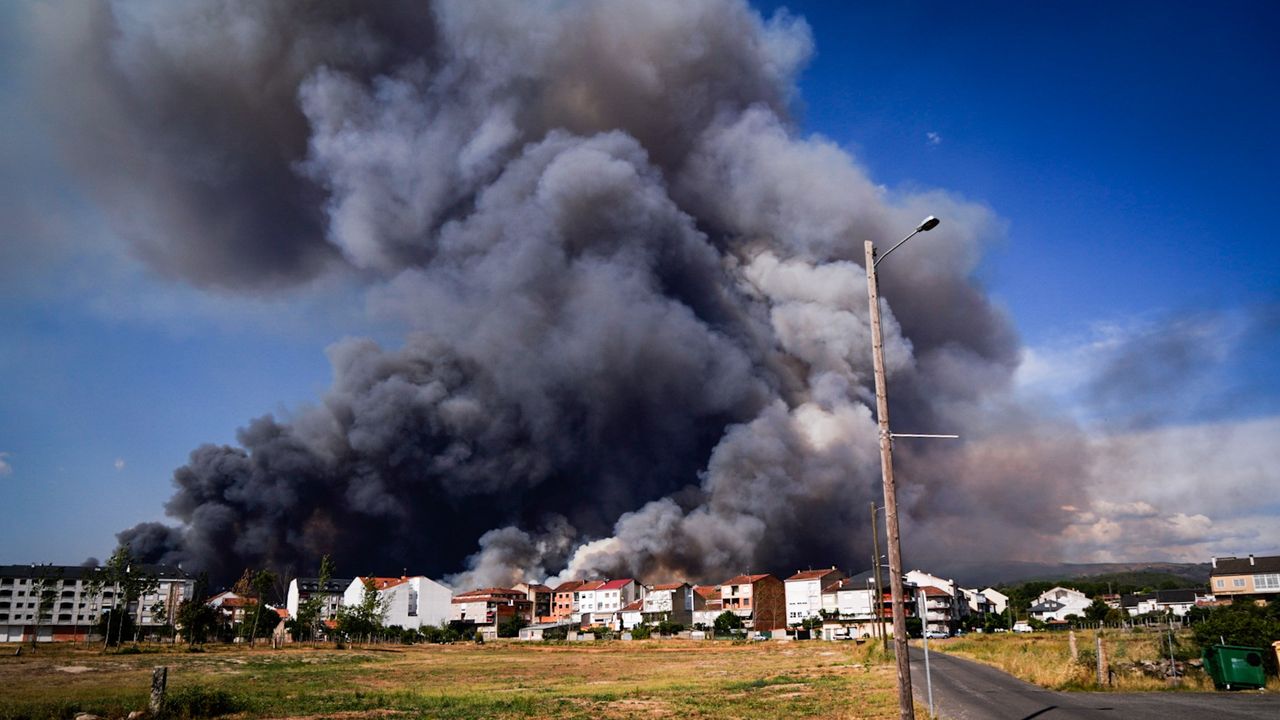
xmin=630 ymin=624 xmax=652 ymax=640
xmin=162 ymin=686 xmax=245 ymax=719
xmin=1191 ymin=603 xmax=1280 ymax=676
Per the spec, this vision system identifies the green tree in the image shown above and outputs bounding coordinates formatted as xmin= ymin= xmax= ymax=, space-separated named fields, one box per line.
xmin=30 ymin=568 xmax=62 ymax=649
xmin=713 ymin=610 xmax=744 ymax=636
xmin=235 ymin=569 xmax=277 ymax=647
xmin=1191 ymin=603 xmax=1280 ymax=676
xmin=336 ymin=577 xmax=389 ymax=643
xmin=497 ymin=616 xmax=527 ymax=638
xmin=1085 ymin=598 xmax=1111 ymax=623
xmin=177 ymin=574 xmax=218 ymax=646
xmin=288 ymin=555 xmax=335 ymax=642
xmin=95 ymin=608 xmax=137 ymax=646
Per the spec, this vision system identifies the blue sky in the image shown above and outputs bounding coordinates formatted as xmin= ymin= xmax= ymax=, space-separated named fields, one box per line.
xmin=2 ymin=0 xmax=1278 ymax=565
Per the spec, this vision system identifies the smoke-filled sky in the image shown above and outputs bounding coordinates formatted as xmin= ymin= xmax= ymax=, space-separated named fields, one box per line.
xmin=2 ymin=0 xmax=1277 ymax=587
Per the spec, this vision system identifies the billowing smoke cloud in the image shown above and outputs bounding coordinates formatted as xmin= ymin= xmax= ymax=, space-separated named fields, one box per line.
xmin=34 ymin=0 xmax=1086 ymax=586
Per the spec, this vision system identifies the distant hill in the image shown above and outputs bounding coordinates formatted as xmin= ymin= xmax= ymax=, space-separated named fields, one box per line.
xmin=929 ymin=560 xmax=1211 ymax=589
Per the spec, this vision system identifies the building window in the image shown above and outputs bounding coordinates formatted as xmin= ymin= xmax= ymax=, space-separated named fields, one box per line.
xmin=1215 ymin=579 xmax=1225 ymax=588
xmin=1233 ymin=578 xmax=1246 ymax=588
xmin=1255 ymin=574 xmax=1280 ymax=590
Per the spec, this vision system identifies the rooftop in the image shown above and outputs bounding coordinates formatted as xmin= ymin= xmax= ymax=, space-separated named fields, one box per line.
xmin=787 ymin=568 xmax=842 ymax=581
xmin=1213 ymin=555 xmax=1280 ymax=575
xmin=720 ymin=574 xmax=772 ymax=587
xmin=600 ymin=578 xmax=635 ymax=591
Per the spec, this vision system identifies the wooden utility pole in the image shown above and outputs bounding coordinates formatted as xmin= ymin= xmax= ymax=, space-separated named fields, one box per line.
xmin=871 ymin=503 xmax=887 ymax=652
xmin=865 ymin=240 xmax=914 ymax=720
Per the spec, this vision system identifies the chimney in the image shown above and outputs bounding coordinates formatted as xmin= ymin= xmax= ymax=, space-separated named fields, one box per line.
xmin=1211 ymin=557 xmax=1217 ymax=568
xmin=1249 ymin=555 xmax=1255 ymax=566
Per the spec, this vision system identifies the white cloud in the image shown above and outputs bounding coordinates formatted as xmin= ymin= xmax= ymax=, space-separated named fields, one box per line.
xmin=113 ymin=458 xmax=125 ymax=471
xmin=0 ymin=452 xmax=11 ymax=476
xmin=1062 ymin=415 xmax=1280 ymax=562
xmin=926 ymin=131 xmax=941 ymax=146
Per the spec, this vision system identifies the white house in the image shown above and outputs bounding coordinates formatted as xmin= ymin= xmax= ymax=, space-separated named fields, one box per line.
xmin=574 ymin=580 xmax=605 ymax=621
xmin=905 ymin=569 xmax=965 ymax=632
xmin=1121 ymin=589 xmax=1201 ymax=618
xmin=980 ymin=587 xmax=1009 ymax=615
xmin=594 ymin=579 xmax=641 ymax=621
xmin=342 ymin=576 xmax=452 ymax=629
xmin=619 ymin=600 xmax=645 ymax=631
xmin=1028 ymin=586 xmax=1092 ymax=623
xmin=820 ymin=578 xmax=876 ymax=619
xmin=785 ymin=568 xmax=844 ymax=625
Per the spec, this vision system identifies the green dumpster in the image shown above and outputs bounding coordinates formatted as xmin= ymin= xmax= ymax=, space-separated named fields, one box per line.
xmin=1201 ymin=644 xmax=1267 ymax=690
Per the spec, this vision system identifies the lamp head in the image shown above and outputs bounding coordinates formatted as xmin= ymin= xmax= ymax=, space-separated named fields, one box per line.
xmin=916 ymin=216 xmax=940 ymax=232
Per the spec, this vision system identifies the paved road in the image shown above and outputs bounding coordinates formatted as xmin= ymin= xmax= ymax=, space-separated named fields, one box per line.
xmin=907 ymin=646 xmax=1278 ymax=719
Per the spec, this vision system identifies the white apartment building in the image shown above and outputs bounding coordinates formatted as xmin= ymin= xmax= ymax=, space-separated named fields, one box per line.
xmin=286 ymin=577 xmax=352 ymax=623
xmin=1 ymin=563 xmax=192 ymax=643
xmin=785 ymin=568 xmax=844 ymax=625
xmin=341 ymin=575 xmax=452 ymax=629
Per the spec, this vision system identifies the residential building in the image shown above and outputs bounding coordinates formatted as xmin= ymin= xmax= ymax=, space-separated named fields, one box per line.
xmin=450 ymin=587 xmax=532 ymax=628
xmin=285 ymin=577 xmax=352 ymax=625
xmin=819 ymin=576 xmax=917 ymax=640
xmin=208 ymin=590 xmax=253 ymax=626
xmin=980 ymin=587 xmax=1009 ymax=615
xmin=1210 ymin=555 xmax=1280 ymax=602
xmin=512 ymin=582 xmax=553 ymax=622
xmin=551 ymin=580 xmax=583 ymax=621
xmin=642 ymin=582 xmax=701 ymax=626
xmin=718 ymin=574 xmax=786 ymax=630
xmin=341 ymin=576 xmax=452 ymax=629
xmin=619 ymin=600 xmax=646 ymax=631
xmin=785 ymin=567 xmax=845 ymax=625
xmin=959 ymin=588 xmax=995 ymax=616
xmin=691 ymin=585 xmax=723 ymax=629
xmin=1121 ymin=589 xmax=1202 ymax=617
xmin=920 ymin=587 xmax=956 ymax=636
xmin=1027 ymin=586 xmax=1092 ymax=623
xmin=905 ymin=569 xmax=965 ymax=633
xmin=593 ymin=578 xmax=641 ymax=624
xmin=1 ymin=563 xmax=192 ymax=643
xmin=574 ymin=580 xmax=606 ymax=623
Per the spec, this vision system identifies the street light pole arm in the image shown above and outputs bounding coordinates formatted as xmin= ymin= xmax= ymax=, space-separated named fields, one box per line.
xmin=873 ymin=228 xmax=921 ymax=269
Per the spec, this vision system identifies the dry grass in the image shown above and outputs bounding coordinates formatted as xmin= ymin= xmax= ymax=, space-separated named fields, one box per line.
xmin=0 ymin=639 xmax=915 ymax=719
xmin=930 ymin=630 xmax=1280 ymax=693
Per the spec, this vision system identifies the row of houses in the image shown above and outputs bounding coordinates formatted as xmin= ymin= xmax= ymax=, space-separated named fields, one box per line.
xmin=5 ymin=553 xmax=1276 ymax=642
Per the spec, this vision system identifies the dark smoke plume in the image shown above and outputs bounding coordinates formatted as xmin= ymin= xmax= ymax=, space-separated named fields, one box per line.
xmin=33 ymin=0 xmax=1086 ymax=586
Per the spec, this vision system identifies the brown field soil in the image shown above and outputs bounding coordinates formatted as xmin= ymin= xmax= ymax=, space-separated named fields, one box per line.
xmin=928 ymin=630 xmax=1280 ymax=693
xmin=0 ymin=639 xmax=912 ymax=719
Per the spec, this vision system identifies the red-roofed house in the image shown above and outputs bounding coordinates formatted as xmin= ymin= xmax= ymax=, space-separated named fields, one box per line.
xmin=717 ymin=574 xmax=786 ymax=630
xmin=341 ymin=576 xmax=452 ymax=629
xmin=619 ymin=599 xmax=646 ymax=631
xmin=593 ymin=579 xmax=641 ymax=624
xmin=575 ymin=580 xmax=606 ymax=622
xmin=551 ymin=580 xmax=583 ymax=621
xmin=450 ymin=587 xmax=532 ymax=633
xmin=785 ymin=567 xmax=845 ymax=625
xmin=691 ymin=585 xmax=723 ymax=628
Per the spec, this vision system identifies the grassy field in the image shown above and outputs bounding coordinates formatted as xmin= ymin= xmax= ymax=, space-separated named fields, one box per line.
xmin=929 ymin=631 xmax=1280 ymax=693
xmin=0 ymin=640 xmax=912 ymax=719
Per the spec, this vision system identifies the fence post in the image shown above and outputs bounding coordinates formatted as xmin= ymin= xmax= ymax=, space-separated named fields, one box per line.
xmin=1095 ymin=634 xmax=1106 ymax=687
xmin=149 ymin=666 xmax=168 ymax=715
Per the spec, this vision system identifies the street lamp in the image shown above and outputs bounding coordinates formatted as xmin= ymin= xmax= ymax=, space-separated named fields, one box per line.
xmin=864 ymin=216 xmax=940 ymax=720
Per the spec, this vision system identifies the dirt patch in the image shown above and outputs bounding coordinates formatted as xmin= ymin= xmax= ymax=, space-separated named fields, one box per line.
xmin=56 ymin=666 xmax=95 ymax=674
